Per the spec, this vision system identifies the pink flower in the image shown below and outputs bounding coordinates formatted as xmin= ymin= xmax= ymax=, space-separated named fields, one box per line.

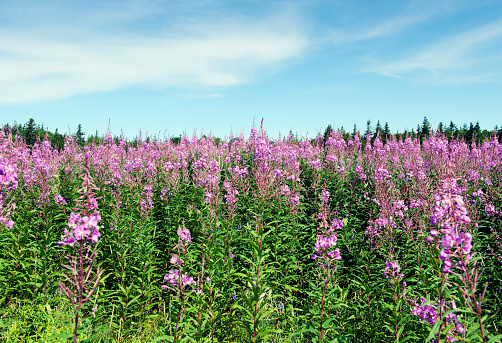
xmin=280 ymin=185 xmax=291 ymax=196
xmin=375 ymin=167 xmax=391 ymax=180
xmin=321 ymin=190 xmax=330 ymax=203
xmin=384 ymin=259 xmax=403 ymax=279
xmin=88 ymin=229 xmax=101 ymax=243
xmin=162 ymin=269 xmax=197 ymax=290
xmin=181 ymin=275 xmax=196 ymax=286
xmin=68 ymin=212 xmax=81 ymax=229
xmin=170 ymin=254 xmax=181 ymax=266
xmin=164 ymin=269 xmax=180 ymax=286
xmin=59 ymin=211 xmax=102 ymax=246
xmin=177 ymin=227 xmax=191 ymax=244
xmin=442 ymin=259 xmax=452 ymax=273
xmin=74 ymin=224 xmax=91 ymax=240
xmin=333 ymin=248 xmax=341 ymax=260
xmin=313 ymin=234 xmax=341 ymax=261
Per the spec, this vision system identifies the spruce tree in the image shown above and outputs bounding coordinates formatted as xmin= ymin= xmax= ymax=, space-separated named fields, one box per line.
xmin=421 ymin=117 xmax=431 ymax=136
xmin=323 ymin=124 xmax=333 ymax=143
xmin=24 ymin=118 xmax=37 ymax=147
xmin=76 ymin=124 xmax=85 ymax=146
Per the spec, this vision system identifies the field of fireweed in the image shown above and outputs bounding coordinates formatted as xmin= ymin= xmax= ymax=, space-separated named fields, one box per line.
xmin=0 ymin=127 xmax=501 ymax=343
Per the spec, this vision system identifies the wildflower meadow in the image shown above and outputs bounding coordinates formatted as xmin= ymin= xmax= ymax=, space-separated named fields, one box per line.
xmin=0 ymin=124 xmax=501 ymax=342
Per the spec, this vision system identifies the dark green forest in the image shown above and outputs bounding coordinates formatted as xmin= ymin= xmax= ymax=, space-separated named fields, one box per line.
xmin=3 ymin=117 xmax=502 ymax=149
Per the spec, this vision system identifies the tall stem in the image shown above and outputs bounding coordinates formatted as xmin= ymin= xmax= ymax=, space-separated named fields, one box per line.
xmin=318 ymin=267 xmax=329 ymax=342
xmin=73 ymin=241 xmax=84 ymax=343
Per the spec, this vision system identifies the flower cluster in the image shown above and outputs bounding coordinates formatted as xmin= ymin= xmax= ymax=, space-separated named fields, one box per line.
xmin=229 ymin=165 xmax=248 ymax=179
xmin=281 ymin=184 xmax=300 ymax=210
xmin=162 ymin=269 xmax=196 ymax=289
xmin=57 ymin=211 xmax=102 ymax=246
xmin=410 ymin=298 xmax=438 ymax=326
xmin=354 ymin=165 xmax=367 ymax=180
xmin=392 ymin=200 xmax=408 ymax=218
xmin=139 ymin=185 xmax=154 ymax=213
xmin=383 ymin=259 xmax=403 ymax=279
xmin=410 ymin=198 xmax=426 ymax=209
xmin=177 ymin=226 xmax=191 ymax=246
xmin=410 ymin=298 xmax=463 ymax=342
xmin=430 ymin=179 xmax=470 ymax=226
xmin=312 ymin=234 xmax=341 ymax=261
xmin=439 ymin=231 xmax=472 ymax=273
xmin=317 ymin=190 xmax=331 ymax=221
xmin=427 ymin=178 xmax=473 ymax=273
xmin=54 ymin=194 xmax=67 ymax=206
xmin=280 ymin=184 xmax=291 ymax=196
xmin=320 ymin=190 xmax=330 ymax=204
xmin=170 ymin=254 xmax=181 ymax=266
xmin=0 ymin=215 xmax=13 ymax=229
xmin=329 ymin=218 xmax=343 ymax=232
xmin=193 ymin=157 xmax=221 ymax=204
xmin=374 ymin=167 xmax=391 ymax=181
xmin=289 ymin=192 xmax=300 ymax=209
xmin=223 ymin=181 xmax=239 ymax=208
xmin=309 ymin=159 xmax=322 ymax=170
xmin=162 ymin=225 xmax=197 ymax=293
xmin=0 ymin=158 xmax=18 ymax=191
xmin=485 ymin=203 xmax=499 ymax=217
xmin=365 ymin=217 xmax=393 ymax=237
xmin=0 ymin=157 xmax=17 ymax=229
xmin=160 ymin=187 xmax=171 ymax=200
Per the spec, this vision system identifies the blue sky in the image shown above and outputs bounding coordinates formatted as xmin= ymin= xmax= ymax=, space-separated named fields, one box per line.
xmin=1 ymin=0 xmax=501 ymax=139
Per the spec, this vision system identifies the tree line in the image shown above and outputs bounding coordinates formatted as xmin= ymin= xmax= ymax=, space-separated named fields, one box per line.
xmin=2 ymin=119 xmax=87 ymax=149
xmin=2 ymin=117 xmax=502 ymax=150
xmin=323 ymin=117 xmax=502 ymax=146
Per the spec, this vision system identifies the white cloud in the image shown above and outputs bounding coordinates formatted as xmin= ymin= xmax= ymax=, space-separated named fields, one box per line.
xmin=0 ymin=12 xmax=308 ymax=103
xmin=366 ymin=19 xmax=502 ymax=83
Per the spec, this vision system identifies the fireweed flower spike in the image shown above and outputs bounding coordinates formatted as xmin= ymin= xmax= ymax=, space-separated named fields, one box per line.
xmin=0 ymin=156 xmax=18 ymax=230
xmin=163 ymin=224 xmax=195 ymax=290
xmin=427 ymin=178 xmax=473 ymax=274
xmin=57 ymin=156 xmax=102 ymax=343
xmin=313 ymin=234 xmax=341 ymax=260
xmin=409 ymin=298 xmax=463 ymax=342
xmin=177 ymin=226 xmax=192 ymax=247
xmin=161 ymin=222 xmax=198 ymax=342
xmin=163 ymin=269 xmax=196 ymax=289
xmin=383 ymin=259 xmax=403 ymax=279
xmin=383 ymin=257 xmax=409 ymax=341
xmin=426 ymin=175 xmax=488 ymax=341
xmin=329 ymin=218 xmax=343 ymax=233
xmin=313 ymin=232 xmax=341 ymax=341
xmin=58 ymin=211 xmax=102 ymax=245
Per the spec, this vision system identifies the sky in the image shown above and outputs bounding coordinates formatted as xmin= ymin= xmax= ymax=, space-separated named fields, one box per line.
xmin=1 ymin=0 xmax=501 ymax=139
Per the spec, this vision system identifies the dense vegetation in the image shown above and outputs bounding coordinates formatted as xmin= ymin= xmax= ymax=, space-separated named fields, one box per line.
xmin=0 ymin=124 xmax=501 ymax=342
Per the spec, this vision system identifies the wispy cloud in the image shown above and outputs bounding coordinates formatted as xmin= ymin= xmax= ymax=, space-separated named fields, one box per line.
xmin=327 ymin=0 xmax=459 ymax=43
xmin=0 ymin=3 xmax=308 ymax=103
xmin=366 ymin=19 xmax=502 ymax=83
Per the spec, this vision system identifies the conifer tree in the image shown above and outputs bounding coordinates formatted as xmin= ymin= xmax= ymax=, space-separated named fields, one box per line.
xmin=24 ymin=118 xmax=37 ymax=147
xmin=76 ymin=124 xmax=85 ymax=146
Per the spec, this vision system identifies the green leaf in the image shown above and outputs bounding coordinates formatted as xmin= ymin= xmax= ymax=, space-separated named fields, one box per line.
xmin=426 ymin=317 xmax=442 ymax=342
xmin=488 ymin=335 xmax=502 ymax=343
